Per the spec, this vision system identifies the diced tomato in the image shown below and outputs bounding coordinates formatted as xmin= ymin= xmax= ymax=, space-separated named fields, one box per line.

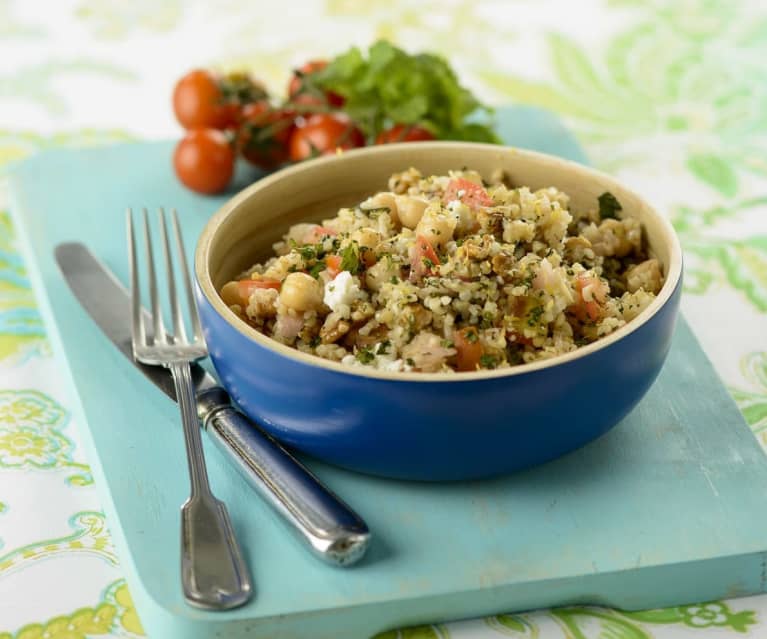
xmin=443 ymin=178 xmax=493 ymax=208
xmin=304 ymin=225 xmax=338 ymax=244
xmin=454 ymin=327 xmax=483 ymax=372
xmin=325 ymin=254 xmax=342 ymax=278
xmin=410 ymin=235 xmax=440 ymax=281
xmin=221 ymin=278 xmax=281 ymax=308
xmin=570 ymin=275 xmax=604 ymax=322
xmin=507 ymin=330 xmax=534 ymax=346
xmin=238 ymin=279 xmax=280 ymax=296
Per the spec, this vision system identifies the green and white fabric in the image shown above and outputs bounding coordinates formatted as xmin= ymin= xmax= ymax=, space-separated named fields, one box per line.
xmin=1 ymin=1 xmax=766 ymax=637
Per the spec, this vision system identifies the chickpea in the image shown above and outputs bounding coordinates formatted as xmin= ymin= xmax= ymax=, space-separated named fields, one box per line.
xmin=415 ymin=206 xmax=457 ymax=248
xmin=220 ymin=281 xmax=242 ymax=308
xmin=362 ymin=192 xmax=399 ymax=226
xmin=396 ymin=195 xmax=429 ymax=229
xmin=279 ymin=272 xmax=323 ymax=311
xmin=351 ymin=227 xmax=382 ymax=251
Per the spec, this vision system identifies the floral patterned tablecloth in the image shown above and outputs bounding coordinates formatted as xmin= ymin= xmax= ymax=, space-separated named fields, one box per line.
xmin=1 ymin=1 xmax=767 ymax=637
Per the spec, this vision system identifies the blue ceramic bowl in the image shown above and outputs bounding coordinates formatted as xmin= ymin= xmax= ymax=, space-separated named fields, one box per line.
xmin=195 ymin=143 xmax=682 ymax=481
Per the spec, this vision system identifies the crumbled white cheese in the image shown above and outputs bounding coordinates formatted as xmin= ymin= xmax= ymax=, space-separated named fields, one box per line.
xmin=323 ymin=271 xmax=361 ymax=313
xmin=446 ymin=198 xmax=473 ymax=234
xmin=381 ymin=358 xmax=406 ymax=372
xmin=341 ymin=354 xmax=358 ymax=367
xmin=446 ymin=199 xmax=464 ymax=215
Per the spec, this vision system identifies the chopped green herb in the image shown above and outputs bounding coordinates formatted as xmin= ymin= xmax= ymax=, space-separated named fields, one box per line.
xmin=598 ymin=192 xmax=622 ymax=220
xmin=441 ymin=339 xmax=455 ymax=349
xmin=340 ymin=242 xmax=361 ymax=274
xmin=522 ymin=273 xmax=534 ymax=288
xmin=309 ymin=261 xmax=326 ymax=279
xmin=406 ymin=357 xmax=415 ymax=366
xmin=309 ymin=335 xmax=321 ymax=348
xmin=465 ymin=329 xmax=479 ymax=343
xmin=297 ymin=245 xmax=316 ymax=260
xmin=480 ymin=354 xmax=499 ymax=369
xmin=376 ymin=340 xmax=391 ymax=355
xmin=390 ymin=275 xmax=399 ymax=284
xmin=356 ymin=347 xmax=375 ymax=364
xmin=527 ymin=305 xmax=544 ymax=326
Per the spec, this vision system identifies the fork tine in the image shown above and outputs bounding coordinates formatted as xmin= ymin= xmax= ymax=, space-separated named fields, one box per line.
xmin=127 ymin=209 xmax=146 ymax=349
xmin=171 ymin=208 xmax=203 ymax=342
xmin=142 ymin=207 xmax=166 ymax=344
xmin=159 ymin=208 xmax=187 ymax=343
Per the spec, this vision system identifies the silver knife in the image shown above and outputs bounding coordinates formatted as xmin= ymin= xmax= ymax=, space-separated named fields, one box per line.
xmin=54 ymin=242 xmax=370 ymax=566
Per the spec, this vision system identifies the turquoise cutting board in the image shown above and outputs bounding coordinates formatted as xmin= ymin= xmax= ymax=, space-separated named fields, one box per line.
xmin=9 ymin=106 xmax=767 ymax=638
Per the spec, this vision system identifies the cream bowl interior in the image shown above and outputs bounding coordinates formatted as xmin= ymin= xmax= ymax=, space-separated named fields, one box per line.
xmin=196 ymin=142 xmax=682 ymax=381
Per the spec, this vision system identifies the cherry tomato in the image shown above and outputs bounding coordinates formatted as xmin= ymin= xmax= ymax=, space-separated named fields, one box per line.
xmin=219 ymin=71 xmax=268 ymax=109
xmin=236 ymin=101 xmax=296 ymax=170
xmin=288 ymin=60 xmax=344 ymax=108
xmin=288 ymin=114 xmax=365 ymax=161
xmin=454 ymin=327 xmax=483 ymax=372
xmin=173 ymin=128 xmax=234 ymax=194
xmin=173 ymin=70 xmax=233 ymax=130
xmin=173 ymin=70 xmax=267 ymax=130
xmin=443 ymin=177 xmax=493 ymax=208
xmin=375 ymin=124 xmax=435 ymax=144
xmin=286 ymin=91 xmax=329 ymax=117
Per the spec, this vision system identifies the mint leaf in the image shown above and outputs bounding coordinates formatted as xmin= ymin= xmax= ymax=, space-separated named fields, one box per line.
xmin=340 ymin=242 xmax=361 ymax=274
xmin=598 ymin=192 xmax=622 ymax=219
xmin=316 ymin=40 xmax=498 ymax=144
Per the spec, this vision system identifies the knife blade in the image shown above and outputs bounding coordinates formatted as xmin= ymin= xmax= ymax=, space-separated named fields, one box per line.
xmin=54 ymin=242 xmax=370 ymax=566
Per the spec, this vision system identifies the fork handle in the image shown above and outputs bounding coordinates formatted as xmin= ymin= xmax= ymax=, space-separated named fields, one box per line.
xmin=197 ymin=387 xmax=371 ymax=566
xmin=171 ymin=363 xmax=252 ymax=609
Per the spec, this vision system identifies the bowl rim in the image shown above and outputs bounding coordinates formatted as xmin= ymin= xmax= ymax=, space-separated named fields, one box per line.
xmin=195 ymin=141 xmax=683 ymax=383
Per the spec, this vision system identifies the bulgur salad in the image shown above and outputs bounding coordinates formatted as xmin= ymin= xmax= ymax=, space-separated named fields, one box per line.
xmin=219 ymin=168 xmax=664 ymax=373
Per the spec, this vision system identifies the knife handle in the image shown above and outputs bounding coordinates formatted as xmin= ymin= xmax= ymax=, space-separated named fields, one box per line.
xmin=196 ymin=388 xmax=370 ymax=566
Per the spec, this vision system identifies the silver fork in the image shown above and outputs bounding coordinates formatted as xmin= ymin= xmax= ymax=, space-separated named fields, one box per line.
xmin=127 ymin=207 xmax=252 ymax=610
